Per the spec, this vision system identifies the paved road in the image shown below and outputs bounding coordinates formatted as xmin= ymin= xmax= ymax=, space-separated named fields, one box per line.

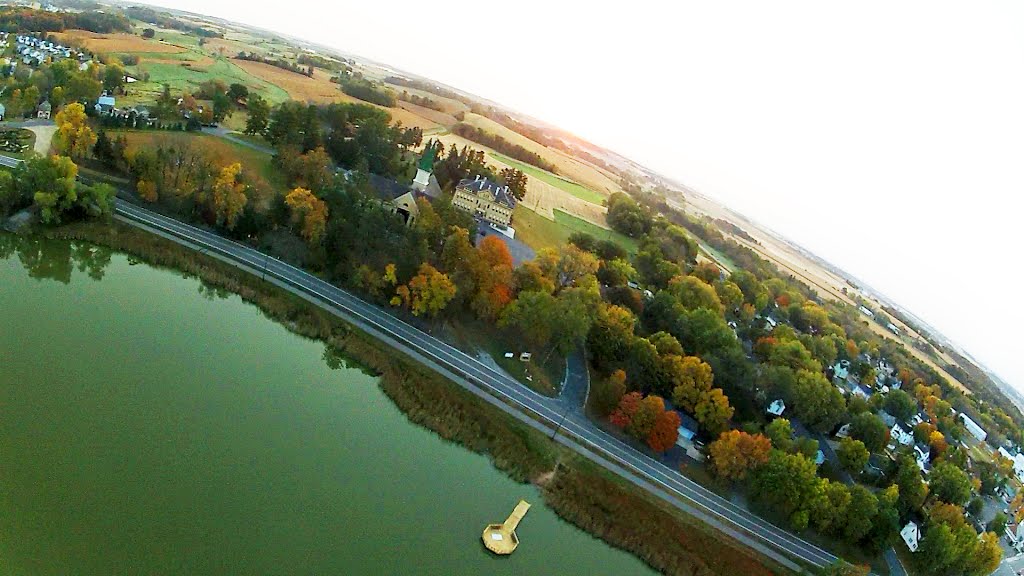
xmin=559 ymin=347 xmax=590 ymax=413
xmin=113 ymin=199 xmax=848 ymax=572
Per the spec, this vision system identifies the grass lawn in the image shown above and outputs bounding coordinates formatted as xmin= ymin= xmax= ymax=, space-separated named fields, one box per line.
xmin=697 ymin=241 xmax=736 ymax=273
xmin=446 ymin=316 xmax=565 ymax=397
xmin=491 ymin=151 xmax=605 ymax=205
xmin=513 ymin=205 xmax=639 ymax=254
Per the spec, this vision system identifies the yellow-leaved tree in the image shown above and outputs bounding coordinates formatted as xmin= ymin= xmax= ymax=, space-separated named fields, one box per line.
xmin=210 ymin=163 xmax=247 ymax=229
xmin=284 ymin=187 xmax=329 ymax=245
xmin=54 ymin=103 xmax=97 ymax=159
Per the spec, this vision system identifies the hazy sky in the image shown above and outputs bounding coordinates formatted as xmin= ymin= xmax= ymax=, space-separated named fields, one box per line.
xmin=147 ymin=0 xmax=1024 ymax=390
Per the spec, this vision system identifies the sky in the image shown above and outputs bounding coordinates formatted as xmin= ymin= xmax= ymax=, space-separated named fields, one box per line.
xmin=147 ymin=0 xmax=1024 ymax=391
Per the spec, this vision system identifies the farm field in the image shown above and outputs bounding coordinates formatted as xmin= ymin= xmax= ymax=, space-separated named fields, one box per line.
xmin=513 ymin=205 xmax=638 ymax=254
xmin=396 ymin=101 xmax=457 ymax=128
xmin=131 ymin=58 xmax=290 ymax=104
xmin=53 ymin=30 xmax=185 ymax=54
xmin=490 ymin=151 xmax=605 ymax=205
xmin=458 ymin=112 xmax=623 ymax=196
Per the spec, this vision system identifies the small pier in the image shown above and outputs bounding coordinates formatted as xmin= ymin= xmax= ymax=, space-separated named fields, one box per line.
xmin=482 ymin=500 xmax=531 ymax=555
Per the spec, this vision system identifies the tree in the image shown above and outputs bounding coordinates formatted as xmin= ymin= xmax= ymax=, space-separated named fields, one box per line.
xmin=707 ymin=430 xmax=772 ymax=481
xmin=402 ymin=263 xmax=456 ymax=317
xmin=284 ymin=187 xmax=329 ymax=245
xmin=245 ymin=94 xmax=271 ymax=136
xmin=54 ymin=103 xmax=97 ymax=159
xmin=210 ymin=163 xmax=248 ymax=229
xmin=667 ymin=274 xmax=723 ymax=312
xmin=929 ymin=462 xmax=972 ymax=505
xmin=228 ymin=83 xmax=249 ymax=103
xmin=593 ymin=369 xmax=627 ymax=417
xmin=17 ymin=155 xmax=79 ymax=224
xmin=987 ymin=511 xmax=1007 ymax=534
xmin=50 ymin=85 xmax=65 ymax=108
xmin=647 ymin=409 xmax=680 ymax=453
xmin=629 ymin=394 xmax=665 ymax=440
xmin=895 ymin=455 xmax=928 ymax=515
xmin=843 ymin=485 xmax=878 ymax=543
xmin=610 ymin=391 xmax=642 ymax=430
xmin=103 ymin=62 xmax=125 ymax=93
xmin=76 ymin=182 xmax=115 ymax=218
xmin=789 ymin=369 xmax=846 ymax=432
xmin=883 ymin=389 xmax=917 ymax=422
xmin=500 ymin=291 xmax=558 ymax=348
xmin=694 ymin=388 xmax=733 ymax=436
xmin=836 ymin=438 xmax=869 ymax=475
xmin=850 ymin=412 xmax=889 ymax=453
xmin=142 ymin=28 xmax=155 ymax=38
xmin=750 ymin=450 xmax=822 ymax=529
xmin=764 ymin=418 xmax=794 ymax=452
xmin=66 ymin=72 xmax=103 ymax=105
xmin=668 ymin=355 xmax=714 ymax=412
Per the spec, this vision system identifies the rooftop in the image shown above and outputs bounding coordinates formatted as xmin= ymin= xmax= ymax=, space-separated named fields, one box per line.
xmin=456 ymin=176 xmax=516 ymax=209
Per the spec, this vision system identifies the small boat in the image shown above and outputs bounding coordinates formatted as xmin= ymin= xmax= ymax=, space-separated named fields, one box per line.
xmin=482 ymin=500 xmax=530 ymax=555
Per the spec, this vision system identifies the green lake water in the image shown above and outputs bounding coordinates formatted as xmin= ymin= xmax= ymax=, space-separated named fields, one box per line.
xmin=0 ymin=234 xmax=654 ymax=575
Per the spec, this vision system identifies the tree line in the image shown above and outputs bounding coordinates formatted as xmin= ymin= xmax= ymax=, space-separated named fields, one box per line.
xmin=451 ymin=122 xmax=558 ymax=174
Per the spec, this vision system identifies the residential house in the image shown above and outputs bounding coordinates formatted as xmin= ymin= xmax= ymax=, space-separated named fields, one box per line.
xmin=675 ymin=412 xmax=704 ymax=461
xmin=36 ymin=101 xmax=51 ymax=119
xmin=913 ymin=443 xmax=931 ymax=472
xmin=998 ymin=447 xmax=1024 ymax=480
xmin=452 ymin=176 xmax=516 ymax=228
xmin=767 ymin=399 xmax=786 ymax=417
xmin=900 ymin=521 xmax=920 ymax=552
xmin=835 ymin=423 xmax=851 ymax=439
xmin=95 ymin=95 xmax=116 ymax=115
xmin=959 ymin=413 xmax=988 ymax=442
xmin=832 ymin=359 xmax=850 ymax=380
xmin=890 ymin=423 xmax=914 ymax=447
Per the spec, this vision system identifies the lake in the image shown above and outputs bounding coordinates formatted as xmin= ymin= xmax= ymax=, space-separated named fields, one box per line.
xmin=0 ymin=233 xmax=653 ymax=575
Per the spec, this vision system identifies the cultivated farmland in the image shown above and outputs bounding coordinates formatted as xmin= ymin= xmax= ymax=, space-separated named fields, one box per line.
xmin=53 ymin=30 xmax=186 ymax=54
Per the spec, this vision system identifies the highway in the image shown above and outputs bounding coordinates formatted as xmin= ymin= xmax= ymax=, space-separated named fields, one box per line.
xmin=112 ymin=198 xmax=844 ymax=571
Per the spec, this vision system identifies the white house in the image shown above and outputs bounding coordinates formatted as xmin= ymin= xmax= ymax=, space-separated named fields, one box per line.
xmin=901 ymin=521 xmax=920 ymax=552
xmin=891 ymin=423 xmax=914 ymax=447
xmin=859 ymin=305 xmax=875 ymax=319
xmin=959 ymin=413 xmax=987 ymax=442
xmin=886 ymin=322 xmax=901 ymax=336
xmin=998 ymin=447 xmax=1024 ymax=480
xmin=914 ymin=444 xmax=931 ymax=472
xmin=832 ymin=360 xmax=850 ymax=380
xmin=767 ymin=399 xmax=786 ymax=417
xmin=835 ymin=423 xmax=852 ymax=439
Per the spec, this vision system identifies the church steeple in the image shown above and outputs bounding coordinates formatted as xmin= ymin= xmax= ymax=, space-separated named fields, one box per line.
xmin=413 ymin=141 xmax=438 ymax=192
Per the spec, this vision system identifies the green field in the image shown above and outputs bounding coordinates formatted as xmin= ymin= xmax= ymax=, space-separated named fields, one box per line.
xmin=491 ymin=151 xmax=605 ymax=205
xmin=131 ymin=58 xmax=289 ymax=105
xmin=514 ymin=206 xmax=638 ymax=254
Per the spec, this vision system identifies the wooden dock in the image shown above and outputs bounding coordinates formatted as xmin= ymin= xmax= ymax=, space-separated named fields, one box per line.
xmin=482 ymin=500 xmax=531 ymax=555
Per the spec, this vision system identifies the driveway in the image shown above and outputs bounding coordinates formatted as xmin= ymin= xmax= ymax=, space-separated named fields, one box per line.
xmin=476 ymin=221 xmax=535 ymax=266
xmin=559 ymin=347 xmax=589 ymax=413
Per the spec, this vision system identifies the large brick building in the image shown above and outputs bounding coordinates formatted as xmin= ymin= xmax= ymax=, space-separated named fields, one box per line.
xmin=452 ymin=176 xmax=516 ymax=228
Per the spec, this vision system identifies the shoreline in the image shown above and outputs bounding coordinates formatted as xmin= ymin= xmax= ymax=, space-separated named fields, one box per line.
xmin=42 ymin=220 xmax=789 ymax=576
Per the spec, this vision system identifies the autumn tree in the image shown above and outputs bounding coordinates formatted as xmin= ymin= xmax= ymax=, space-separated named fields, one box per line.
xmin=750 ymin=450 xmax=822 ymax=530
xmin=54 ymin=103 xmax=97 ymax=159
xmin=629 ymin=394 xmax=665 ymax=440
xmin=668 ymin=355 xmax=714 ymax=412
xmin=764 ymin=418 xmax=794 ymax=452
xmin=883 ymin=389 xmax=917 ymax=421
xmin=399 ymin=263 xmax=456 ymax=317
xmin=707 ymin=430 xmax=772 ymax=481
xmin=209 ymin=163 xmax=248 ymax=229
xmin=17 ymin=155 xmax=78 ymax=224
xmin=667 ymin=274 xmax=723 ymax=312
xmin=694 ymin=388 xmax=733 ymax=436
xmin=647 ymin=408 xmax=681 ymax=453
xmin=285 ymin=187 xmax=329 ymax=245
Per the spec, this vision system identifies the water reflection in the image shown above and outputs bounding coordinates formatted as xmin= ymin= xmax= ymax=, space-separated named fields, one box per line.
xmin=0 ymin=234 xmax=112 ymax=283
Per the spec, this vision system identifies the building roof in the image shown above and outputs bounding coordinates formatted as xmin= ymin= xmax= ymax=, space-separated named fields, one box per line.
xmin=767 ymin=399 xmax=786 ymax=416
xmin=456 ymin=176 xmax=516 ymax=209
xmin=676 ymin=411 xmax=700 ymax=440
xmin=37 ymin=100 xmax=51 ymax=111
xmin=97 ymin=95 xmax=115 ymax=107
xmin=369 ymin=173 xmax=412 ymax=201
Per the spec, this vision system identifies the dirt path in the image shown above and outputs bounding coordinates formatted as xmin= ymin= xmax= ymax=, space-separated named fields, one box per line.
xmin=28 ymin=124 xmax=56 ymax=155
